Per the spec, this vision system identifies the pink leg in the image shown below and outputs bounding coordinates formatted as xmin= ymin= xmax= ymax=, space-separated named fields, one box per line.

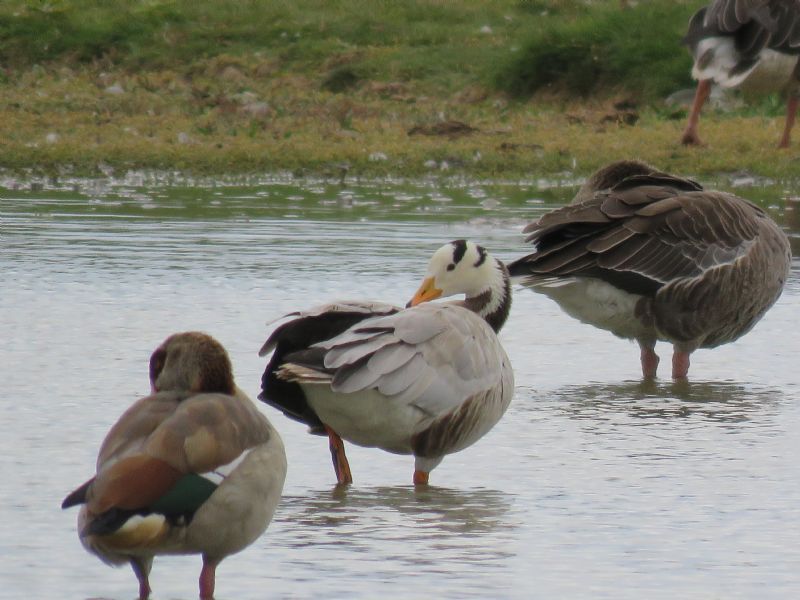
xmin=200 ymin=557 xmax=219 ymax=600
xmin=778 ymin=95 xmax=798 ymax=148
xmin=672 ymin=350 xmax=691 ymax=380
xmin=639 ymin=343 xmax=660 ymax=380
xmin=130 ymin=558 xmax=152 ymax=600
xmin=681 ymin=79 xmax=711 ymax=146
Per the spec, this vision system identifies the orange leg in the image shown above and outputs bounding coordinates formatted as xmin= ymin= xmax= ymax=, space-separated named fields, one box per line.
xmin=778 ymin=95 xmax=799 ymax=149
xmin=413 ymin=470 xmax=430 ymax=485
xmin=199 ymin=556 xmax=218 ymax=600
xmin=681 ymin=79 xmax=711 ymax=146
xmin=325 ymin=425 xmax=353 ymax=485
xmin=672 ymin=350 xmax=691 ymax=380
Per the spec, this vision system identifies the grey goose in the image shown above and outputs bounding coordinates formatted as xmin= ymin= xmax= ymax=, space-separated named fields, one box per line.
xmin=508 ymin=160 xmax=791 ymax=379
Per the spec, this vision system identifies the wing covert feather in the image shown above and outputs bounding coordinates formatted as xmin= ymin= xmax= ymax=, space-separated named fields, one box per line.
xmin=510 ymin=182 xmax=765 ymax=294
xmin=299 ymin=303 xmax=510 ymax=420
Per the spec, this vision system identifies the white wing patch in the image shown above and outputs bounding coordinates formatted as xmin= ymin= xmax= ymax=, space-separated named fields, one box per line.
xmin=201 ymin=447 xmax=253 ymax=486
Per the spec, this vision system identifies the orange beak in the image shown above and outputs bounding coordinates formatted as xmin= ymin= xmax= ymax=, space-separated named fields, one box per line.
xmin=407 ymin=276 xmax=443 ymax=307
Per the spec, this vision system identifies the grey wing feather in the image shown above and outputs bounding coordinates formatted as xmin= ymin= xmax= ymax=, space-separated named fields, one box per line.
xmin=705 ymin=0 xmax=800 ymax=50
xmin=313 ymin=303 xmax=509 ymax=418
xmin=369 ymin=353 xmax=429 ymax=397
xmin=260 ymin=300 xmax=399 ymax=356
xmin=510 ymin=184 xmax=766 ymax=294
xmin=323 ymin=332 xmax=394 ymax=369
xmin=385 ymin=305 xmax=509 ymax=416
xmin=375 ymin=310 xmax=450 ymax=345
xmin=367 ymin=343 xmax=419 ymax=376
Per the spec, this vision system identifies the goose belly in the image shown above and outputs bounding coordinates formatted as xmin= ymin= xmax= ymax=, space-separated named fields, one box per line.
xmin=534 ymin=277 xmax=652 ymax=341
xmin=740 ymin=50 xmax=798 ymax=95
xmin=693 ymin=37 xmax=797 ymax=92
xmin=304 ymin=386 xmax=424 ymax=454
xmin=187 ymin=436 xmax=287 ymax=558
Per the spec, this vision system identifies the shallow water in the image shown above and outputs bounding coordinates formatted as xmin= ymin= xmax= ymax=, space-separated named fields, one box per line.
xmin=2 ymin=173 xmax=799 ymax=599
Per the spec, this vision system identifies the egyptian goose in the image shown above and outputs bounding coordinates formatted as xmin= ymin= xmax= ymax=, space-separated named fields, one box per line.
xmin=61 ymin=332 xmax=287 ymax=600
xmin=508 ymin=160 xmax=791 ymax=379
xmin=681 ymin=0 xmax=800 ymax=148
xmin=259 ymin=240 xmax=514 ymax=486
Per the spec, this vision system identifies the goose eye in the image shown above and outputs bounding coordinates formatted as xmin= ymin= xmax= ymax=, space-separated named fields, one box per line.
xmin=446 ymin=263 xmax=456 ymax=271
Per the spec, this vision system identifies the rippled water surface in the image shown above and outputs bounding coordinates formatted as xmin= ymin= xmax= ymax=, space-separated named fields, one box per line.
xmin=2 ymin=173 xmax=799 ymax=599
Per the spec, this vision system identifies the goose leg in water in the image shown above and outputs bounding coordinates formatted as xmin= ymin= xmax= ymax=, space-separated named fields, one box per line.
xmin=325 ymin=425 xmax=353 ymax=485
xmin=672 ymin=350 xmax=691 ymax=380
xmin=413 ymin=470 xmax=430 ymax=486
xmin=639 ymin=341 xmax=660 ymax=380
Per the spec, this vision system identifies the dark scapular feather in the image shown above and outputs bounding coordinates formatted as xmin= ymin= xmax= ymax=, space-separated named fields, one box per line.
xmin=259 ymin=307 xmax=398 ymax=428
xmin=507 ymin=171 xmax=763 ymax=297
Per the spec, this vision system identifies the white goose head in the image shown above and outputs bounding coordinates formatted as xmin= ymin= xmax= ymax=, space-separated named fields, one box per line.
xmin=408 ymin=239 xmax=511 ymax=332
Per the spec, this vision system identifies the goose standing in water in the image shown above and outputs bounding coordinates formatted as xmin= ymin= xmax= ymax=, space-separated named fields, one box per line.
xmin=681 ymin=0 xmax=800 ymax=148
xmin=62 ymin=332 xmax=287 ymax=600
xmin=508 ymin=160 xmax=791 ymax=380
xmin=259 ymin=240 xmax=514 ymax=486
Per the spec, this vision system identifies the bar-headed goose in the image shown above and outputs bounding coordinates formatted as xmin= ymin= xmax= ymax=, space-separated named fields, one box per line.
xmin=62 ymin=332 xmax=287 ymax=600
xmin=508 ymin=160 xmax=791 ymax=380
xmin=681 ymin=0 xmax=800 ymax=148
xmin=259 ymin=240 xmax=514 ymax=486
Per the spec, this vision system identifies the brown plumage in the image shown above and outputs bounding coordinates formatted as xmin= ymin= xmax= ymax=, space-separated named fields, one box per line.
xmin=681 ymin=0 xmax=800 ymax=148
xmin=62 ymin=332 xmax=287 ymax=600
xmin=508 ymin=160 xmax=791 ymax=379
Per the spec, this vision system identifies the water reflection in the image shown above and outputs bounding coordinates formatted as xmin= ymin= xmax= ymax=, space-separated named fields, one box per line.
xmin=3 ymin=175 xmax=800 ymax=600
xmin=542 ymin=380 xmax=782 ymax=425
xmin=280 ymin=485 xmax=515 ymax=547
xmin=266 ymin=485 xmax=517 ymax=596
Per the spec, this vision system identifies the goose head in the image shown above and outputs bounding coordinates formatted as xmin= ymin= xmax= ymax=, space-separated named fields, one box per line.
xmin=149 ymin=331 xmax=235 ymax=395
xmin=408 ymin=239 xmax=511 ymax=332
xmin=572 ymin=159 xmax=657 ymax=204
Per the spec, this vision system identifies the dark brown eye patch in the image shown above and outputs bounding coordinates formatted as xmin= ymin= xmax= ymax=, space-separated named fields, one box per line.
xmin=447 ymin=263 xmax=456 ymax=271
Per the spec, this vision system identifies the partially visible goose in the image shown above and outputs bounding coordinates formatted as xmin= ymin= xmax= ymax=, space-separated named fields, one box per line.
xmin=508 ymin=160 xmax=791 ymax=379
xmin=62 ymin=332 xmax=287 ymax=600
xmin=681 ymin=0 xmax=800 ymax=148
xmin=259 ymin=240 xmax=514 ymax=486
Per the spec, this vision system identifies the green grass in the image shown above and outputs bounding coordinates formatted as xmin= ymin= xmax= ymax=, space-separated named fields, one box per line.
xmin=1 ymin=0 xmax=798 ymax=180
xmin=1 ymin=1 xmax=506 ymax=78
xmin=1 ymin=1 xmax=704 ymax=99
xmin=495 ymin=1 xmax=703 ymax=100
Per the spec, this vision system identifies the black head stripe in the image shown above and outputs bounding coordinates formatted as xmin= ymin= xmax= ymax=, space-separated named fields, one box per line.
xmin=474 ymin=245 xmax=487 ymax=267
xmin=451 ymin=239 xmax=468 ymax=264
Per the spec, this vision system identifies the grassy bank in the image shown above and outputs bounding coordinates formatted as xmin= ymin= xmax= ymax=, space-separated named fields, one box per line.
xmin=0 ymin=0 xmax=797 ymax=180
